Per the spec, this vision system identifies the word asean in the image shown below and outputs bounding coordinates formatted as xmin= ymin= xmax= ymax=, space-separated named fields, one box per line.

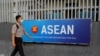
xmin=41 ymin=25 xmax=74 ymax=35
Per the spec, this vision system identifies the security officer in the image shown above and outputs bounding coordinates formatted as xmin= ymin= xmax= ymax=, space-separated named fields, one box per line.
xmin=11 ymin=15 xmax=25 ymax=56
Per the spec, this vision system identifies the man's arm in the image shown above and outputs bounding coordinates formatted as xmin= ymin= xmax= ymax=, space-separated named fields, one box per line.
xmin=12 ymin=33 xmax=16 ymax=48
xmin=24 ymin=31 xmax=32 ymax=38
xmin=11 ymin=25 xmax=16 ymax=48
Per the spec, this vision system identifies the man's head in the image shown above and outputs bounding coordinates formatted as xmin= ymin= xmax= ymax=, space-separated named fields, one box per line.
xmin=16 ymin=15 xmax=22 ymax=23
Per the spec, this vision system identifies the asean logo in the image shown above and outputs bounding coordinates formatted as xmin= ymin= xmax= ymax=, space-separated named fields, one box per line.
xmin=31 ymin=26 xmax=38 ymax=33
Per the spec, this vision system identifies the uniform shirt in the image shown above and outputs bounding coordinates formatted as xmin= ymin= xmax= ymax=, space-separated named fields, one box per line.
xmin=12 ymin=22 xmax=24 ymax=37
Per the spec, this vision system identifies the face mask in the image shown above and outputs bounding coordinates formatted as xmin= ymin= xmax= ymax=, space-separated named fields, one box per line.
xmin=21 ymin=19 xmax=24 ymax=23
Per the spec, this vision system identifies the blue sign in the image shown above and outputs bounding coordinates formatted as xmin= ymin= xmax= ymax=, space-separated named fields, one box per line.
xmin=22 ymin=19 xmax=91 ymax=45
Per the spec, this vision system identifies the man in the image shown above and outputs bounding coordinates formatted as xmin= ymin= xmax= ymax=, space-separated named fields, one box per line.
xmin=11 ymin=15 xmax=25 ymax=56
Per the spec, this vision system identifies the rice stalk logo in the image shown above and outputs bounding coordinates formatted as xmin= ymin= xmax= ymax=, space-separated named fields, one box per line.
xmin=31 ymin=26 xmax=38 ymax=33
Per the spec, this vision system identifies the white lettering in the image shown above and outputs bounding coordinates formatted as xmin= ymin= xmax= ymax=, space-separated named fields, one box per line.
xmin=47 ymin=25 xmax=53 ymax=34
xmin=41 ymin=25 xmax=47 ymax=34
xmin=54 ymin=25 xmax=60 ymax=34
xmin=60 ymin=25 xmax=66 ymax=34
xmin=67 ymin=25 xmax=74 ymax=34
xmin=41 ymin=25 xmax=74 ymax=35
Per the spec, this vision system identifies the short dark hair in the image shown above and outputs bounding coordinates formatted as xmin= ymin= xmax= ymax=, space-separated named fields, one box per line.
xmin=16 ymin=15 xmax=21 ymax=21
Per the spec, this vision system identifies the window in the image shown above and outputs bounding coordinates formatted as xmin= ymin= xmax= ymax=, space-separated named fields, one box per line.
xmin=66 ymin=2 xmax=78 ymax=7
xmin=97 ymin=0 xmax=99 ymax=6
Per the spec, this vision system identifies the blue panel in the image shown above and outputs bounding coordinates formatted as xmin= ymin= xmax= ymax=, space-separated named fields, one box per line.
xmin=22 ymin=19 xmax=91 ymax=45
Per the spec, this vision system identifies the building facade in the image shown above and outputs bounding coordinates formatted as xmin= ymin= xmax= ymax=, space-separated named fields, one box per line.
xmin=0 ymin=0 xmax=100 ymax=23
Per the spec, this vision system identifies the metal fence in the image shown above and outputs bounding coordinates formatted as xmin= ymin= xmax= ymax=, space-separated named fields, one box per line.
xmin=0 ymin=0 xmax=100 ymax=23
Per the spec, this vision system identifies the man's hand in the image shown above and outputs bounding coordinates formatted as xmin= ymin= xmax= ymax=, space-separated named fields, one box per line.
xmin=12 ymin=42 xmax=16 ymax=48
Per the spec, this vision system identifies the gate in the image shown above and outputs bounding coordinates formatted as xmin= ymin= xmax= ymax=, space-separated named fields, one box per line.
xmin=0 ymin=0 xmax=100 ymax=23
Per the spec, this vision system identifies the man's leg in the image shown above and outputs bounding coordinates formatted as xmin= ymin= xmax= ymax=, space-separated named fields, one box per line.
xmin=11 ymin=46 xmax=18 ymax=56
xmin=17 ymin=38 xmax=25 ymax=56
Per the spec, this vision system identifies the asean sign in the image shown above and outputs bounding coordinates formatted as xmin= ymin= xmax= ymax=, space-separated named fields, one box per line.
xmin=22 ymin=19 xmax=91 ymax=45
